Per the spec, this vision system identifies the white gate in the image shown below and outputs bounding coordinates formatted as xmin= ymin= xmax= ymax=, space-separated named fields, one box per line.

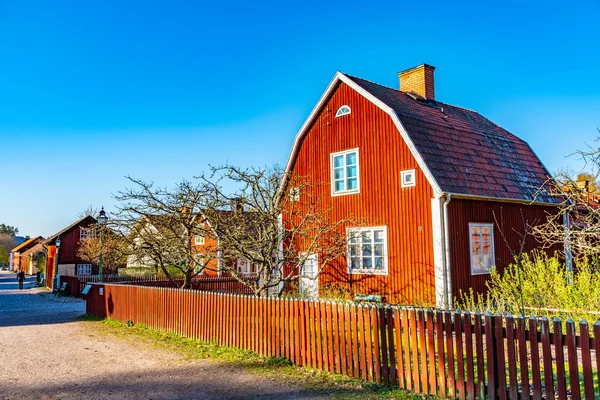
xmin=299 ymin=253 xmax=319 ymax=299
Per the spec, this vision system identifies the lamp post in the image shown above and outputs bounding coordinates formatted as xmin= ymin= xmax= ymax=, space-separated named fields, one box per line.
xmin=53 ymin=236 xmax=61 ymax=292
xmin=97 ymin=207 xmax=108 ymax=282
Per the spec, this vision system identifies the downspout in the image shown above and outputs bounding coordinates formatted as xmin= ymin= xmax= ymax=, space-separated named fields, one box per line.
xmin=442 ymin=193 xmax=452 ymax=309
xmin=563 ymin=212 xmax=573 ymax=283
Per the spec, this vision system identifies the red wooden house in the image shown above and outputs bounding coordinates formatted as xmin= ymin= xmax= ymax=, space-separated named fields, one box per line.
xmin=282 ymin=64 xmax=562 ymax=307
xmin=10 ymin=236 xmax=45 ymax=275
xmin=45 ymin=215 xmax=97 ymax=289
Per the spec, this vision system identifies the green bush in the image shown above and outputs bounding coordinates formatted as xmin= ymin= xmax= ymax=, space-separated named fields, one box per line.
xmin=458 ymin=251 xmax=600 ymax=323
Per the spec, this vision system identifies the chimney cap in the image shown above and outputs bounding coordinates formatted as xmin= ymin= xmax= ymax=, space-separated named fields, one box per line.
xmin=398 ymin=63 xmax=436 ymax=76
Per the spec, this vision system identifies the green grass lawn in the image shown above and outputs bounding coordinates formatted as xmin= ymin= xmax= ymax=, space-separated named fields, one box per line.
xmin=78 ymin=315 xmax=437 ymax=400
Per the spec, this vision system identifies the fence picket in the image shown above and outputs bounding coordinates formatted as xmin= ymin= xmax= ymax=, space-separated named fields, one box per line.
xmin=455 ymin=310 xmax=465 ymax=399
xmin=579 ymin=321 xmax=594 ymax=400
xmin=435 ymin=309 xmax=446 ymax=398
xmin=540 ymin=317 xmax=554 ymax=400
xmin=485 ymin=312 xmax=496 ymax=400
xmin=505 ymin=314 xmax=518 ymax=400
xmin=446 ymin=310 xmax=456 ymax=398
xmin=426 ymin=309 xmax=436 ymax=394
xmin=566 ymin=319 xmax=581 ymax=400
xmin=402 ymin=307 xmax=412 ymax=390
xmin=464 ymin=311 xmax=475 ymax=400
xmin=517 ymin=315 xmax=529 ymax=400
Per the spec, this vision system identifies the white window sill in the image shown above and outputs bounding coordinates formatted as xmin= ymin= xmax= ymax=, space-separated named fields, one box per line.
xmin=348 ymin=269 xmax=388 ymax=276
xmin=332 ymin=190 xmax=360 ymax=197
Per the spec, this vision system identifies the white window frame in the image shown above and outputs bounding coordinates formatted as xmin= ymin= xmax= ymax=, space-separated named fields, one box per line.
xmin=194 ymin=225 xmax=205 ymax=245
xmin=77 ymin=264 xmax=93 ymax=275
xmin=401 ymin=169 xmax=416 ymax=188
xmin=469 ymin=223 xmax=495 ymax=275
xmin=346 ymin=226 xmax=388 ymax=275
xmin=194 ymin=255 xmax=205 ymax=275
xmin=290 ymin=187 xmax=301 ymax=202
xmin=335 ymin=105 xmax=351 ymax=118
xmin=237 ymin=258 xmax=259 ymax=275
xmin=80 ymin=227 xmax=96 ymax=241
xmin=330 ymin=148 xmax=360 ymax=196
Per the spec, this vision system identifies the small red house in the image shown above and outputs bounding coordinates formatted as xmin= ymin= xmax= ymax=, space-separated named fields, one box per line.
xmin=10 ymin=236 xmax=45 ymax=275
xmin=282 ymin=64 xmax=562 ymax=307
xmin=45 ymin=215 xmax=97 ymax=289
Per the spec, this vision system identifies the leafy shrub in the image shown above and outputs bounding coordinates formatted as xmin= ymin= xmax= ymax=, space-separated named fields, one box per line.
xmin=458 ymin=251 xmax=600 ymax=323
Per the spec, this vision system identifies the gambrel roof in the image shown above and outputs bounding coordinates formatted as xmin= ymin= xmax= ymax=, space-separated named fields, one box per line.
xmin=284 ymin=72 xmax=559 ymax=205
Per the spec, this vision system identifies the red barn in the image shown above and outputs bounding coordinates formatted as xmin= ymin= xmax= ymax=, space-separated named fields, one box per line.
xmin=282 ymin=64 xmax=562 ymax=307
xmin=45 ymin=215 xmax=97 ymax=289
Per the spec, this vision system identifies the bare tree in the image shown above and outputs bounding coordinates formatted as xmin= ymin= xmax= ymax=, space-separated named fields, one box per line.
xmin=533 ymin=136 xmax=600 ymax=261
xmin=0 ymin=234 xmax=17 ymax=263
xmin=78 ymin=205 xmax=100 ymax=219
xmin=199 ymin=165 xmax=359 ymax=297
xmin=76 ymin=224 xmax=128 ymax=274
xmin=114 ymin=178 xmax=218 ymax=289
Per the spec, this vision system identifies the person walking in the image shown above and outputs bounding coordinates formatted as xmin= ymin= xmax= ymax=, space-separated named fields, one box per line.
xmin=17 ymin=270 xmax=25 ymax=290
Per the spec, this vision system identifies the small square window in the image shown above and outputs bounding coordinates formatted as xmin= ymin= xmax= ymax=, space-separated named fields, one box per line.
xmin=401 ymin=169 xmax=416 ymax=188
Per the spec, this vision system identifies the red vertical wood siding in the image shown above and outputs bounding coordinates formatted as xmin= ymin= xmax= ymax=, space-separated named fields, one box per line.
xmin=447 ymin=198 xmax=560 ymax=300
xmin=286 ymin=82 xmax=435 ymax=304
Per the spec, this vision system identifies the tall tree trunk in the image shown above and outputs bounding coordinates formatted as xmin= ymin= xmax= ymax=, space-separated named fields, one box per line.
xmin=182 ymin=270 xmax=192 ymax=289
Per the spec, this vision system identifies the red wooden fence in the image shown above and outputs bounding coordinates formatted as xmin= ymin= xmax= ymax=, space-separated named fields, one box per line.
xmin=86 ymin=283 xmax=600 ymax=399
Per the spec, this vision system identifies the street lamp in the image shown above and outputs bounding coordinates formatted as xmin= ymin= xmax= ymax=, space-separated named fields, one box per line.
xmin=97 ymin=207 xmax=108 ymax=282
xmin=53 ymin=236 xmax=61 ymax=292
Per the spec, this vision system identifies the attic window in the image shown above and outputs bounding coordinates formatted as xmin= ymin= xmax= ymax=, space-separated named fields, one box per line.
xmin=335 ymin=105 xmax=351 ymax=118
xmin=401 ymin=169 xmax=416 ymax=188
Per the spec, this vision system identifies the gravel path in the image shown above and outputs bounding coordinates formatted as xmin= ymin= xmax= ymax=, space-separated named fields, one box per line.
xmin=0 ymin=271 xmax=331 ymax=399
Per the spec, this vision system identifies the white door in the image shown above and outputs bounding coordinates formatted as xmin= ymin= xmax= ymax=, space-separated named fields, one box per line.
xmin=300 ymin=253 xmax=318 ymax=299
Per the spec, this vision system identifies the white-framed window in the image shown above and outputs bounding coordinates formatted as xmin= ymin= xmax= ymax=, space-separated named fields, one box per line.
xmin=401 ymin=169 xmax=416 ymax=188
xmin=77 ymin=264 xmax=92 ymax=275
xmin=469 ymin=223 xmax=495 ymax=275
xmin=331 ymin=148 xmax=359 ymax=195
xmin=80 ymin=227 xmax=96 ymax=241
xmin=194 ymin=225 xmax=205 ymax=245
xmin=237 ymin=258 xmax=259 ymax=275
xmin=347 ymin=226 xmax=388 ymax=275
xmin=335 ymin=105 xmax=351 ymax=118
xmin=194 ymin=255 xmax=205 ymax=274
xmin=290 ymin=187 xmax=301 ymax=202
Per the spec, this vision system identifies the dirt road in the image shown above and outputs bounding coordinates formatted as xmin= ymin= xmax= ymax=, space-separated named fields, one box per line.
xmin=0 ymin=271 xmax=331 ymax=399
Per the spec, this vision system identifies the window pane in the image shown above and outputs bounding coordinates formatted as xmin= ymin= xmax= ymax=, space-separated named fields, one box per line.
xmin=362 ymin=244 xmax=372 ymax=256
xmin=349 ymin=244 xmax=359 ymax=257
xmin=472 ymin=238 xmax=481 ymax=255
xmin=346 ymin=152 xmax=357 ymax=165
xmin=362 ymin=231 xmax=372 ymax=243
xmin=351 ymin=256 xmax=360 ymax=269
xmin=483 ymin=254 xmax=493 ymax=269
xmin=374 ymin=244 xmax=383 ymax=257
xmin=483 ymin=241 xmax=492 ymax=255
xmin=347 ymin=178 xmax=358 ymax=190
xmin=472 ymin=255 xmax=481 ymax=270
xmin=333 ymin=155 xmax=344 ymax=168
xmin=471 ymin=226 xmax=481 ymax=236
xmin=346 ymin=165 xmax=357 ymax=178
xmin=482 ymin=227 xmax=492 ymax=243
xmin=334 ymin=167 xmax=344 ymax=180
xmin=374 ymin=230 xmax=384 ymax=242
xmin=335 ymin=180 xmax=345 ymax=192
xmin=362 ymin=257 xmax=373 ymax=269
xmin=375 ymin=257 xmax=383 ymax=269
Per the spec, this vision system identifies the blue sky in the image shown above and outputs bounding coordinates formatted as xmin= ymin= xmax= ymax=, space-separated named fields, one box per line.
xmin=1 ymin=0 xmax=599 ymax=237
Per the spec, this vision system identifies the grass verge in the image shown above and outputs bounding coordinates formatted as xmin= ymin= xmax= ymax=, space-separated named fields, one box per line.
xmin=78 ymin=315 xmax=435 ymax=399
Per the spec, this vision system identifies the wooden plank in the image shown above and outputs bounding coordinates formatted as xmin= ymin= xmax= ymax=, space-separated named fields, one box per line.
xmin=446 ymin=310 xmax=456 ymax=398
xmin=402 ymin=308 xmax=412 ymax=390
xmin=315 ymin=301 xmax=323 ymax=370
xmin=332 ymin=302 xmax=341 ymax=373
xmin=379 ymin=306 xmax=389 ymax=385
xmin=540 ymin=317 xmax=554 ymax=400
xmin=464 ymin=311 xmax=475 ymax=400
xmin=435 ymin=309 xmax=446 ymax=398
xmin=387 ymin=306 xmax=397 ymax=386
xmin=339 ymin=303 xmax=349 ymax=376
xmin=455 ymin=310 xmax=465 ymax=399
xmin=594 ymin=321 xmax=600 ymax=400
xmin=327 ymin=302 xmax=335 ymax=374
xmin=426 ymin=308 xmax=436 ymax=394
xmin=505 ymin=314 xmax=518 ymax=400
xmin=485 ymin=312 xmax=496 ymax=400
xmin=495 ymin=314 xmax=507 ymax=400
xmin=366 ymin=306 xmax=375 ymax=382
xmin=299 ymin=298 xmax=306 ymax=366
xmin=418 ymin=309 xmax=427 ymax=392
xmin=566 ymin=319 xmax=581 ymax=400
xmin=358 ymin=304 xmax=368 ymax=381
xmin=579 ymin=321 xmax=594 ymax=400
xmin=373 ymin=306 xmax=383 ymax=384
xmin=351 ymin=304 xmax=360 ymax=378
xmin=517 ymin=315 xmax=529 ymax=400
xmin=529 ymin=316 xmax=542 ymax=400
xmin=411 ymin=308 xmax=421 ymax=391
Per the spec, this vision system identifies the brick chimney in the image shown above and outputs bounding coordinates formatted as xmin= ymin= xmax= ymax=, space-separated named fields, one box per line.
xmin=398 ymin=64 xmax=435 ymax=100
